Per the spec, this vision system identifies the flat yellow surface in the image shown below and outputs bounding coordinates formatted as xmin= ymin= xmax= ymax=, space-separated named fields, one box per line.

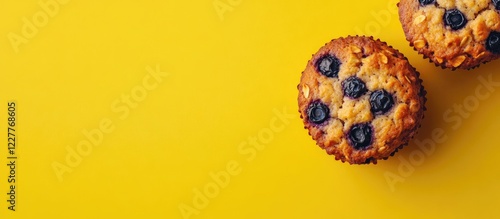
xmin=1 ymin=0 xmax=499 ymax=218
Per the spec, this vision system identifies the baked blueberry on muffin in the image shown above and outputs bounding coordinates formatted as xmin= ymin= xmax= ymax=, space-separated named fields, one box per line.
xmin=297 ymin=36 xmax=426 ymax=164
xmin=398 ymin=0 xmax=500 ymax=69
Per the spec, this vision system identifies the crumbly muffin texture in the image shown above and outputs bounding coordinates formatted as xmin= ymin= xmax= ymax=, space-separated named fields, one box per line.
xmin=298 ymin=36 xmax=426 ymax=164
xmin=398 ymin=0 xmax=500 ymax=69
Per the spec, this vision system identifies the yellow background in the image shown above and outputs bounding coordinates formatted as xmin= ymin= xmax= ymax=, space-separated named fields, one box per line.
xmin=1 ymin=0 xmax=499 ymax=218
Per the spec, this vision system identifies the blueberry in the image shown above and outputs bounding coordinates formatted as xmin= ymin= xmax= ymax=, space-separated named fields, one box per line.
xmin=493 ymin=0 xmax=500 ymax=10
xmin=444 ymin=9 xmax=467 ymax=30
xmin=348 ymin=123 xmax=373 ymax=150
xmin=370 ymin=90 xmax=395 ymax=115
xmin=342 ymin=77 xmax=367 ymax=99
xmin=486 ymin=31 xmax=500 ymax=54
xmin=307 ymin=101 xmax=330 ymax=125
xmin=316 ymin=55 xmax=341 ymax=78
xmin=419 ymin=0 xmax=435 ymax=6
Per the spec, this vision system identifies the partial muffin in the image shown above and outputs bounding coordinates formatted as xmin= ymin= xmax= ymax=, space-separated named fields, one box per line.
xmin=398 ymin=0 xmax=500 ymax=69
xmin=298 ymin=36 xmax=426 ymax=164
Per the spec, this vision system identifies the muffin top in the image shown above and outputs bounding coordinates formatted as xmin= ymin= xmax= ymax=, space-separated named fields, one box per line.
xmin=298 ymin=36 xmax=426 ymax=164
xmin=398 ymin=0 xmax=500 ymax=69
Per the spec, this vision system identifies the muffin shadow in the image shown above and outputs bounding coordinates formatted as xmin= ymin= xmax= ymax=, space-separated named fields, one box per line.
xmin=381 ymin=59 xmax=500 ymax=167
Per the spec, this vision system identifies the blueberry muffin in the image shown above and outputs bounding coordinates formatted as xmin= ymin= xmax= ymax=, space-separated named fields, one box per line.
xmin=297 ymin=36 xmax=426 ymax=164
xmin=398 ymin=0 xmax=500 ymax=69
